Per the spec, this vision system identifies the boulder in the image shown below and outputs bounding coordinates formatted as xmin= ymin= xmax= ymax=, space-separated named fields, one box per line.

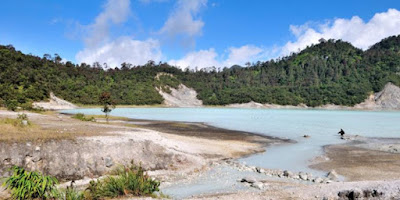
xmin=326 ymin=170 xmax=339 ymax=181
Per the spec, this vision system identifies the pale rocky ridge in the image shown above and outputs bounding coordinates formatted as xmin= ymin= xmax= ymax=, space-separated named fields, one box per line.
xmin=33 ymin=92 xmax=77 ymax=110
xmin=157 ymin=84 xmax=203 ymax=107
xmin=226 ymin=101 xmax=308 ymax=109
xmin=354 ymin=82 xmax=400 ymax=110
xmin=227 ymin=82 xmax=400 ymax=110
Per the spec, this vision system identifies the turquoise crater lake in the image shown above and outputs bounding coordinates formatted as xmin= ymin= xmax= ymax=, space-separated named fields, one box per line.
xmin=62 ymin=108 xmax=400 ymax=175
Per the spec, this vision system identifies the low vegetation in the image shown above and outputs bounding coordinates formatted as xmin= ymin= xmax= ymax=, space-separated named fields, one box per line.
xmin=84 ymin=162 xmax=160 ymax=199
xmin=0 ymin=114 xmax=91 ymax=142
xmin=0 ymin=114 xmax=30 ymax=128
xmin=2 ymin=163 xmax=161 ymax=200
xmin=3 ymin=166 xmax=59 ymax=199
xmin=72 ymin=113 xmax=96 ymax=122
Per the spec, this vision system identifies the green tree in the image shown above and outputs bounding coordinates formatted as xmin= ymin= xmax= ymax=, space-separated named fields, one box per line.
xmin=99 ymin=92 xmax=115 ymax=122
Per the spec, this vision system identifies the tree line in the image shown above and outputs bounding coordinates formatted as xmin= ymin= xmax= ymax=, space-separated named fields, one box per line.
xmin=1 ymin=35 xmax=400 ymax=110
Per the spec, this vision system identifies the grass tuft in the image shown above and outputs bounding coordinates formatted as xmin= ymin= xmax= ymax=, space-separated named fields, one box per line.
xmin=72 ymin=113 xmax=96 ymax=122
xmin=3 ymin=166 xmax=59 ymax=200
xmin=84 ymin=161 xmax=161 ymax=199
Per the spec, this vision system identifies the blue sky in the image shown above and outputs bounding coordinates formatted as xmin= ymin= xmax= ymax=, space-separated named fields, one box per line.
xmin=1 ymin=0 xmax=400 ymax=69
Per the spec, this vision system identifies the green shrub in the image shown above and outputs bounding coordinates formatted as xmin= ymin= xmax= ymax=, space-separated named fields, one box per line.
xmin=20 ymin=102 xmax=33 ymax=110
xmin=17 ymin=113 xmax=28 ymax=121
xmin=84 ymin=162 xmax=160 ymax=199
xmin=5 ymin=99 xmax=18 ymax=111
xmin=3 ymin=166 xmax=59 ymax=200
xmin=61 ymin=185 xmax=84 ymax=200
xmin=72 ymin=113 xmax=95 ymax=122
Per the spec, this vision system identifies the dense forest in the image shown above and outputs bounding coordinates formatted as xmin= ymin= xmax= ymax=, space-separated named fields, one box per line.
xmin=1 ymin=35 xmax=400 ymax=109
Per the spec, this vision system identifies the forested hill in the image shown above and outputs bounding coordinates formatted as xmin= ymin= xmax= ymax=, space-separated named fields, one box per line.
xmin=1 ymin=35 xmax=400 ymax=109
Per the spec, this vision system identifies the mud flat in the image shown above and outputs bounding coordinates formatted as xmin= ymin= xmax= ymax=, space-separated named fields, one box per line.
xmin=310 ymin=136 xmax=400 ymax=181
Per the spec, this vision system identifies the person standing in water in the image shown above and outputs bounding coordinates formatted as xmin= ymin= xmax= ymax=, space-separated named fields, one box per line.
xmin=338 ymin=129 xmax=345 ymax=136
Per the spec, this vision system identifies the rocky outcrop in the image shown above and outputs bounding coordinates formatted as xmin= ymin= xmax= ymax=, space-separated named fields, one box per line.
xmin=226 ymin=101 xmax=308 ymax=109
xmin=33 ymin=92 xmax=77 ymax=110
xmin=0 ymin=136 xmax=197 ymax=180
xmin=355 ymin=82 xmax=400 ymax=110
xmin=158 ymin=84 xmax=203 ymax=107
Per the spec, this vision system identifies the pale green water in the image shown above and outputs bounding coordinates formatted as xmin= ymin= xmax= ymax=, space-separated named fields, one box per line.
xmin=63 ymin=108 xmax=400 ymax=198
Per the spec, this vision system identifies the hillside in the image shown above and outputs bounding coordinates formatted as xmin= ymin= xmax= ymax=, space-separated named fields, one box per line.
xmin=1 ymin=36 xmax=400 ymax=109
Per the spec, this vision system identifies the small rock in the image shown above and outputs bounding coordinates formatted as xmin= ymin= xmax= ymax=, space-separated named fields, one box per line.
xmin=22 ymin=120 xmax=28 ymax=126
xmin=363 ymin=190 xmax=373 ymax=198
xmin=306 ymin=173 xmax=313 ymax=180
xmin=104 ymin=157 xmax=113 ymax=168
xmin=348 ymin=190 xmax=361 ymax=199
xmin=240 ymin=177 xmax=256 ymax=184
xmin=299 ymin=172 xmax=308 ymax=180
xmin=35 ymin=146 xmax=41 ymax=151
xmin=250 ymin=182 xmax=265 ymax=190
xmin=338 ymin=190 xmax=349 ymax=198
xmin=283 ymin=170 xmax=293 ymax=177
xmin=313 ymin=177 xmax=323 ymax=183
xmin=255 ymin=167 xmax=265 ymax=173
xmin=326 ymin=170 xmax=339 ymax=181
xmin=303 ymin=135 xmax=311 ymax=138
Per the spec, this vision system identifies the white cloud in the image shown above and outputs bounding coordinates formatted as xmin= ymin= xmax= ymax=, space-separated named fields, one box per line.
xmin=76 ymin=2 xmax=400 ymax=70
xmin=76 ymin=0 xmax=163 ymax=67
xmin=84 ymin=0 xmax=131 ymax=48
xmin=169 ymin=48 xmax=219 ymax=69
xmin=159 ymin=0 xmax=207 ymax=45
xmin=224 ymin=45 xmax=264 ymax=67
xmin=282 ymin=9 xmax=400 ymax=55
xmin=169 ymin=45 xmax=273 ymax=69
xmin=76 ymin=37 xmax=162 ymax=68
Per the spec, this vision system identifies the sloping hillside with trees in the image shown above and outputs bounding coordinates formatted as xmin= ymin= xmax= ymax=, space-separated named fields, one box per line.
xmin=1 ymin=35 xmax=400 ymax=109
